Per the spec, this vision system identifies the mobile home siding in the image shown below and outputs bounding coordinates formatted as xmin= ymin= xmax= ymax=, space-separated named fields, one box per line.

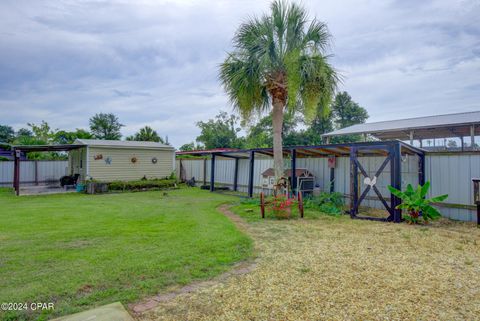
xmin=87 ymin=147 xmax=174 ymax=181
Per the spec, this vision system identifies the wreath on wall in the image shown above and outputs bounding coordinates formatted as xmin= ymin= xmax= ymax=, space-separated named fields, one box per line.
xmin=152 ymin=157 xmax=158 ymax=164
xmin=131 ymin=157 xmax=138 ymax=163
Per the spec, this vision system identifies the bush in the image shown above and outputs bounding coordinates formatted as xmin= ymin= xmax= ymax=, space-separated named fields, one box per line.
xmin=388 ymin=181 xmax=448 ymax=224
xmin=107 ymin=178 xmax=177 ymax=192
xmin=304 ymin=192 xmax=344 ymax=216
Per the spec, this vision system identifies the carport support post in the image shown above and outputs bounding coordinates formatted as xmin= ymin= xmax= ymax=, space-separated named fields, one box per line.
xmin=248 ymin=151 xmax=255 ymax=198
xmin=203 ymin=158 xmax=207 ymax=186
xmin=210 ymin=154 xmax=216 ymax=192
xmin=13 ymin=149 xmax=20 ymax=196
xmin=349 ymin=147 xmax=358 ymax=217
xmin=330 ymin=166 xmax=335 ymax=193
xmin=390 ymin=143 xmax=402 ymax=222
xmin=291 ymin=149 xmax=297 ymax=196
xmin=233 ymin=157 xmax=239 ymax=192
xmin=34 ymin=160 xmax=39 ymax=185
xmin=471 ymin=125 xmax=475 ymax=150
xmin=418 ymin=153 xmax=425 ymax=186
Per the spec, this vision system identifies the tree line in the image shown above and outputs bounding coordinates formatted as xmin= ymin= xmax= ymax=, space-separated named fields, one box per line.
xmin=180 ymin=91 xmax=369 ymax=151
xmin=0 ymin=113 xmax=169 ymax=159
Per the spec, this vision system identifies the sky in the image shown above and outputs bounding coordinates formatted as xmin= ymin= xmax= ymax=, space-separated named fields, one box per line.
xmin=0 ymin=0 xmax=479 ymax=147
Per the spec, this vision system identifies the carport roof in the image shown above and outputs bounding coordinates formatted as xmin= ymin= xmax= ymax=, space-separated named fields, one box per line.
xmin=12 ymin=144 xmax=85 ymax=152
xmin=176 ymin=140 xmax=424 ymax=159
xmin=322 ymin=110 xmax=480 ymax=140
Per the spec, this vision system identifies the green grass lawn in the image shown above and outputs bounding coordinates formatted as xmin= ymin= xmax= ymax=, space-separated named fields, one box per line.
xmin=0 ymin=188 xmax=252 ymax=321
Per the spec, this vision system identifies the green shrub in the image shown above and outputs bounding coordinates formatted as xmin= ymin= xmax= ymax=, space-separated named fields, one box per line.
xmin=388 ymin=181 xmax=448 ymax=224
xmin=107 ymin=178 xmax=177 ymax=191
xmin=0 ymin=187 xmax=13 ymax=194
xmin=318 ymin=203 xmax=343 ymax=216
xmin=304 ymin=192 xmax=344 ymax=216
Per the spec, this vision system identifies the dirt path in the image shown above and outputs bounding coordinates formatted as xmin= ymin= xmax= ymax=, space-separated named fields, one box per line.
xmin=130 ymin=204 xmax=258 ymax=316
xmin=136 ymin=205 xmax=480 ymax=321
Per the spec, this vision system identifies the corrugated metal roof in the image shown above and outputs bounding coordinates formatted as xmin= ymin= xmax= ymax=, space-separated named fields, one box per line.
xmin=175 ymin=141 xmax=425 ymax=158
xmin=75 ymin=139 xmax=174 ymax=149
xmin=323 ymin=110 xmax=480 ymax=137
xmin=176 ymin=148 xmax=240 ymax=155
xmin=13 ymin=144 xmax=85 ymax=152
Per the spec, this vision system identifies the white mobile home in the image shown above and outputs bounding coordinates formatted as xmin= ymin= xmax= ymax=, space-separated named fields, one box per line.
xmin=69 ymin=139 xmax=175 ymax=182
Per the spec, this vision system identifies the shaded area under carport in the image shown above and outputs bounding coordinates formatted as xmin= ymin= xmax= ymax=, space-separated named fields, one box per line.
xmin=12 ymin=143 xmax=85 ymax=196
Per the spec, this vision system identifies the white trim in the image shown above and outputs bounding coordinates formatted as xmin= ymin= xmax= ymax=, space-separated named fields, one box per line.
xmin=86 ymin=146 xmax=90 ymax=177
xmin=74 ymin=138 xmax=174 ymax=150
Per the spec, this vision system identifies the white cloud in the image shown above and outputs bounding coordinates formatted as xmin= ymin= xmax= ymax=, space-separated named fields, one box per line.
xmin=0 ymin=0 xmax=479 ymax=147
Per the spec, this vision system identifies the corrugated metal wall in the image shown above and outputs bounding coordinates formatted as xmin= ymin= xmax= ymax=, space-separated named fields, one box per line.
xmin=178 ymin=153 xmax=478 ymax=222
xmin=0 ymin=161 xmax=68 ymax=187
xmin=425 ymin=154 xmax=480 ymax=221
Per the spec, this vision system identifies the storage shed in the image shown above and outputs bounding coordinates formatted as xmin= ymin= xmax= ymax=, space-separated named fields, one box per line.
xmin=69 ymin=139 xmax=175 ymax=182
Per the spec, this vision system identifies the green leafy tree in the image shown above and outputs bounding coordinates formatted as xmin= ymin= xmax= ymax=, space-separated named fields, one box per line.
xmin=27 ymin=121 xmax=55 ymax=143
xmin=244 ymin=116 xmax=273 ymax=148
xmin=179 ymin=142 xmax=204 ymax=151
xmin=0 ymin=125 xmax=15 ymax=143
xmin=244 ymin=112 xmax=301 ymax=148
xmin=126 ymin=126 xmax=164 ymax=143
xmin=54 ymin=129 xmax=93 ymax=144
xmin=89 ymin=113 xmax=124 ymax=140
xmin=303 ymin=112 xmax=334 ymax=145
xmin=332 ymin=91 xmax=368 ymax=128
xmin=196 ymin=112 xmax=245 ymax=149
xmin=328 ymin=91 xmax=368 ymax=143
xmin=220 ymin=0 xmax=338 ymax=182
xmin=17 ymin=121 xmax=65 ymax=160
xmin=16 ymin=128 xmax=33 ymax=138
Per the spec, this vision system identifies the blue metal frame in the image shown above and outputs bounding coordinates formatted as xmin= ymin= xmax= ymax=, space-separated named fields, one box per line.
xmin=210 ymin=153 xmax=216 ymax=192
xmin=291 ymin=148 xmax=297 ymax=195
xmin=233 ymin=158 xmax=239 ymax=192
xmin=203 ymin=140 xmax=424 ymax=223
xmin=349 ymin=141 xmax=404 ymax=222
xmin=248 ymin=151 xmax=255 ymax=197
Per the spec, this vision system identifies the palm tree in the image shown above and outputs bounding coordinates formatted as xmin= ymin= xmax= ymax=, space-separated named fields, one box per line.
xmin=127 ymin=126 xmax=164 ymax=143
xmin=220 ymin=0 xmax=338 ymax=186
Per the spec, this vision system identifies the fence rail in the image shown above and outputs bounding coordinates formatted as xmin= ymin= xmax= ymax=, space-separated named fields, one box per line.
xmin=177 ymin=153 xmax=480 ymax=222
xmin=0 ymin=161 xmax=68 ymax=187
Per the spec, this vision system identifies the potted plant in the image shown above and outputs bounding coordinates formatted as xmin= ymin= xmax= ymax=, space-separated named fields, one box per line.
xmin=387 ymin=181 xmax=448 ymax=224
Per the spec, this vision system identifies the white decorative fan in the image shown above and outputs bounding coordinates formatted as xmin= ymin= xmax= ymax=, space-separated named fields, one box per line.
xmin=363 ymin=176 xmax=377 ymax=187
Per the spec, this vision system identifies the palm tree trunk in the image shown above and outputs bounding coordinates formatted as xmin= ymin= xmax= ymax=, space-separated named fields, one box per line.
xmin=272 ymin=100 xmax=284 ymax=187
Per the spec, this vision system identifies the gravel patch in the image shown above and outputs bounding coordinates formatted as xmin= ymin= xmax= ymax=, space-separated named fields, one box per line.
xmin=139 ymin=207 xmax=480 ymax=321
